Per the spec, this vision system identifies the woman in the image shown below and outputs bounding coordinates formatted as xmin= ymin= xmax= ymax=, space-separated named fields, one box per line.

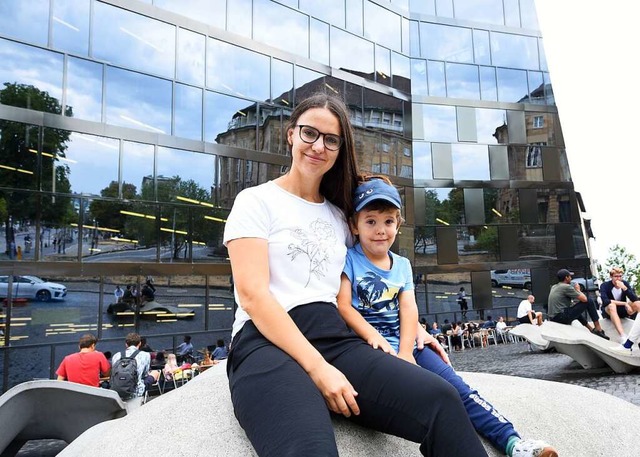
xmin=223 ymin=93 xmax=487 ymax=456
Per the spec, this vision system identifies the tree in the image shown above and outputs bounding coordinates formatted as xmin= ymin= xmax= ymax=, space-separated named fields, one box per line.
xmin=89 ymin=181 xmax=137 ymax=232
xmin=596 ymin=244 xmax=640 ymax=294
xmin=0 ymin=83 xmax=73 ymax=254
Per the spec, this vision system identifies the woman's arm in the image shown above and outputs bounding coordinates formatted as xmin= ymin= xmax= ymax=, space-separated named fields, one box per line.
xmin=337 ymin=274 xmax=396 ymax=355
xmin=228 ymin=237 xmax=359 ymax=417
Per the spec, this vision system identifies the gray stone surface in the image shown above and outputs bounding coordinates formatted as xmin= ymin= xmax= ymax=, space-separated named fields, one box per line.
xmin=57 ymin=358 xmax=640 ymax=457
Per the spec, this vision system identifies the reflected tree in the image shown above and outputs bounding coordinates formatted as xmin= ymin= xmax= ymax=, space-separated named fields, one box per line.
xmin=89 ymin=181 xmax=137 ymax=233
xmin=0 ymin=83 xmax=73 ymax=255
xmin=597 ymin=244 xmax=640 ymax=294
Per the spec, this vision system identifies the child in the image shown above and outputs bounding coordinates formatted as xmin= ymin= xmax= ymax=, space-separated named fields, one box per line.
xmin=337 ymin=176 xmax=557 ymax=457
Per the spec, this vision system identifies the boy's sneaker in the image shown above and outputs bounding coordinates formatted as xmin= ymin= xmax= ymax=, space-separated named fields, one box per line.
xmin=511 ymin=438 xmax=558 ymax=457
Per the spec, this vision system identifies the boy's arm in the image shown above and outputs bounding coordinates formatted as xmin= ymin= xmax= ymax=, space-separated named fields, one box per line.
xmin=397 ymin=290 xmax=418 ymax=364
xmin=337 ymin=274 xmax=396 ymax=355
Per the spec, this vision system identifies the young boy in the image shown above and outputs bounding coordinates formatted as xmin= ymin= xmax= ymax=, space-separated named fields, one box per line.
xmin=337 ymin=176 xmax=557 ymax=457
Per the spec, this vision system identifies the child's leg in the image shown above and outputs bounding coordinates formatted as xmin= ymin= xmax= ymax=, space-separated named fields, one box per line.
xmin=332 ymin=343 xmax=488 ymax=456
xmin=413 ymin=347 xmax=518 ymax=453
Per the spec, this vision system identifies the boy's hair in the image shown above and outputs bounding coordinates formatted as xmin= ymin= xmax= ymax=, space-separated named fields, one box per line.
xmin=78 ymin=333 xmax=97 ymax=349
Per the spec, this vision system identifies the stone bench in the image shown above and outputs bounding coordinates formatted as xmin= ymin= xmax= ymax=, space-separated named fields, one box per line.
xmin=60 ymin=361 xmax=640 ymax=457
xmin=0 ymin=380 xmax=127 ymax=456
xmin=508 ymin=323 xmax=552 ymax=351
xmin=540 ymin=320 xmax=640 ymax=373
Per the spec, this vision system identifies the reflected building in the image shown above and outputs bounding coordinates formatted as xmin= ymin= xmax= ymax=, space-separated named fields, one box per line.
xmin=0 ymin=0 xmax=594 ymax=390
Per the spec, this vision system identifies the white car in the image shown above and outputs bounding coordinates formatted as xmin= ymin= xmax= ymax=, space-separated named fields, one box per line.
xmin=490 ymin=269 xmax=532 ymax=289
xmin=571 ymin=277 xmax=598 ymax=292
xmin=0 ymin=275 xmax=67 ymax=302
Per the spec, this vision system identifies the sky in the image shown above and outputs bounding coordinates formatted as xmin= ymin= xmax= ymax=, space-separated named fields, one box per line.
xmin=534 ymin=1 xmax=640 ymax=266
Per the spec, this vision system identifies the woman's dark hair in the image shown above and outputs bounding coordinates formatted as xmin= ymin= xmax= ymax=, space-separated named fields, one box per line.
xmin=285 ymin=93 xmax=360 ymax=218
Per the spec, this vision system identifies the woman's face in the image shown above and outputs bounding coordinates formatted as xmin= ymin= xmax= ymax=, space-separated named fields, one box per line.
xmin=287 ymin=107 xmax=341 ymax=181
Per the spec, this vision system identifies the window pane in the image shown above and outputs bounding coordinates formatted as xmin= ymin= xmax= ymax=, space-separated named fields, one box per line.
xmin=491 ymin=32 xmax=539 ymax=70
xmin=427 ymin=60 xmax=446 ymax=97
xmin=271 ymin=59 xmax=294 ymax=105
xmin=420 ymin=23 xmax=473 ymax=62
xmin=300 ymin=0 xmax=345 ymax=28
xmin=520 ymin=0 xmax=539 ymax=30
xmin=156 ymin=147 xmax=215 ymax=204
xmin=392 ymin=52 xmax=411 ymax=92
xmin=473 ymin=29 xmax=491 ymax=65
xmin=452 ymin=144 xmax=489 ymax=180
xmin=475 ymin=108 xmax=505 ymax=144
xmin=205 ymin=91 xmax=256 ymax=148
xmin=154 ymin=0 xmax=226 ymax=30
xmin=175 ymin=84 xmax=203 ymax=141
xmin=105 ymin=67 xmax=172 ymax=134
xmin=66 ymin=57 xmax=103 ymax=122
xmin=479 ymin=66 xmax=497 ymax=101
xmin=412 ymin=141 xmax=432 ymax=181
xmin=364 ymin=1 xmax=401 ymax=52
xmin=227 ymin=0 xmax=252 ymax=38
xmin=410 ymin=0 xmax=435 ymax=15
xmin=0 ymin=40 xmax=64 ymax=108
xmin=496 ymin=68 xmax=528 ymax=103
xmin=177 ymin=28 xmax=206 ymax=86
xmin=454 ymin=0 xmax=504 ymax=25
xmin=310 ymin=19 xmax=330 ymax=65
xmin=254 ymin=0 xmax=309 ymax=59
xmin=41 ymin=196 xmax=78 ymax=261
xmin=93 ymin=2 xmax=176 ymax=79
xmin=330 ymin=28 xmax=374 ymax=78
xmin=422 ymin=105 xmax=456 ymax=142
xmin=503 ymin=0 xmax=520 ymax=27
xmin=435 ymin=0 xmax=454 ymax=17
xmin=0 ymin=0 xmax=49 ymax=46
xmin=122 ymin=141 xmax=155 ymax=201
xmin=345 ymin=0 xmax=363 ymax=34
xmin=375 ymin=45 xmax=391 ymax=86
xmin=207 ymin=39 xmax=270 ymax=101
xmin=411 ymin=59 xmax=428 ymax=96
xmin=52 ymin=0 xmax=90 ymax=55
xmin=445 ymin=63 xmax=479 ymax=100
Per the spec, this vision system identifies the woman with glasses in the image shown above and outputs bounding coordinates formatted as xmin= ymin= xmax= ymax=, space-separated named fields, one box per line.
xmin=223 ymin=93 xmax=486 ymax=456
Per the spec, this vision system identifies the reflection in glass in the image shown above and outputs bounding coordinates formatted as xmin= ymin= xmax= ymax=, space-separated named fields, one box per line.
xmin=427 ymin=60 xmax=446 ymax=97
xmin=435 ymin=0 xmax=454 ymax=17
xmin=331 ymin=28 xmax=374 ymax=79
xmin=420 ymin=23 xmax=472 ymax=63
xmin=364 ymin=1 xmax=401 ymax=52
xmin=66 ymin=57 xmax=103 ymax=122
xmin=473 ymin=29 xmax=491 ymax=65
xmin=175 ymin=84 xmax=203 ymax=141
xmin=476 ymin=108 xmax=505 ymax=144
xmin=0 ymin=39 xmax=64 ymax=105
xmin=0 ymin=121 xmax=39 ymax=193
xmin=122 ymin=141 xmax=154 ymax=201
xmin=40 ymin=195 xmax=78 ymax=261
xmin=207 ymin=39 xmax=270 ymax=101
xmin=345 ymin=0 xmax=363 ymax=35
xmin=425 ymin=272 xmax=470 ymax=321
xmin=294 ymin=67 xmax=325 ymax=102
xmin=452 ymin=144 xmax=489 ymax=180
xmin=375 ymin=45 xmax=392 ymax=86
xmin=254 ymin=0 xmax=309 ymax=59
xmin=410 ymin=0 xmax=435 ymax=15
xmin=205 ymin=91 xmax=256 ymax=148
xmin=0 ymin=0 xmax=49 ymax=45
xmin=458 ymin=225 xmax=498 ymax=263
xmin=93 ymin=2 xmax=176 ymax=79
xmin=410 ymin=60 xmax=428 ymax=96
xmin=445 ymin=63 xmax=479 ymax=100
xmin=227 ymin=0 xmax=252 ymax=38
xmin=310 ymin=19 xmax=330 ymax=66
xmin=496 ymin=68 xmax=528 ymax=103
xmin=519 ymin=224 xmax=556 ymax=260
xmin=106 ymin=67 xmax=172 ymax=134
xmin=177 ymin=28 xmax=206 ymax=86
xmin=486 ymin=188 xmax=518 ymax=224
xmin=503 ymin=0 xmax=520 ymax=27
xmin=271 ymin=59 xmax=294 ymax=105
xmin=479 ymin=66 xmax=497 ymax=101
xmin=392 ymin=52 xmax=411 ymax=92
xmin=491 ymin=32 xmax=539 ymax=70
xmin=422 ymin=105 xmax=456 ymax=143
xmin=412 ymin=142 xmax=432 ymax=181
xmin=519 ymin=0 xmax=539 ymax=30
xmin=52 ymin=0 xmax=90 ymax=55
xmin=409 ymin=20 xmax=420 ymax=57
xmin=526 ymin=71 xmax=545 ymax=104
xmin=156 ymin=147 xmax=215 ymax=204
xmin=154 ymin=0 xmax=226 ymax=31
xmin=301 ymin=0 xmax=345 ymax=28
xmin=454 ymin=0 xmax=504 ymax=25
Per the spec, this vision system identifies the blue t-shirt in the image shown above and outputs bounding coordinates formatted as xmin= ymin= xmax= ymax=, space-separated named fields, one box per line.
xmin=343 ymin=244 xmax=414 ymax=352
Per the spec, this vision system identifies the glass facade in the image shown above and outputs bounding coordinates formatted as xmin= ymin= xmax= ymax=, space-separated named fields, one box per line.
xmin=0 ymin=0 xmax=591 ymax=390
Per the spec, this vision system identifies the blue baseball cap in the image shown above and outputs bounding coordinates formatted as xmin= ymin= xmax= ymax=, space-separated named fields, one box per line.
xmin=354 ymin=179 xmax=401 ymax=212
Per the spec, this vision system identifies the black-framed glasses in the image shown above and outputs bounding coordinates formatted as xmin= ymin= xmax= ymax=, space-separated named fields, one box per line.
xmin=296 ymin=125 xmax=343 ymax=151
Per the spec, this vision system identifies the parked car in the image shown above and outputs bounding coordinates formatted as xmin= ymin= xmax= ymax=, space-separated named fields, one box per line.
xmin=490 ymin=269 xmax=532 ymax=289
xmin=571 ymin=277 xmax=598 ymax=292
xmin=0 ymin=275 xmax=67 ymax=302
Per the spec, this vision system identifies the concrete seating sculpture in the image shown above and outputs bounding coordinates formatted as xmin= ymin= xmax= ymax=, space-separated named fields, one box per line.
xmin=60 ymin=361 xmax=640 ymax=457
xmin=0 ymin=380 xmax=127 ymax=456
xmin=508 ymin=323 xmax=552 ymax=351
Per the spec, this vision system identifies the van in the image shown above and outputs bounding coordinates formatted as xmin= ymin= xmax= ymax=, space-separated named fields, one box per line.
xmin=490 ymin=269 xmax=532 ymax=289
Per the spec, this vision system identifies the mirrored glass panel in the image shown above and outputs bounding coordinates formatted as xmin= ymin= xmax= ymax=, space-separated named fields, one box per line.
xmin=410 ymin=0 xmax=435 ymax=15
xmin=0 ymin=0 xmax=49 ymax=46
xmin=476 ymin=108 xmax=505 ymax=144
xmin=427 ymin=60 xmax=446 ymax=97
xmin=445 ymin=63 xmax=479 ymax=100
xmin=473 ymin=29 xmax=491 ymax=65
xmin=519 ymin=224 xmax=556 ymax=260
xmin=0 ymin=40 xmax=64 ymax=109
xmin=420 ymin=23 xmax=472 ymax=63
xmin=425 ymin=272 xmax=471 ymax=322
xmin=227 ymin=0 xmax=252 ymax=37
xmin=93 ymin=2 xmax=176 ymax=79
xmin=0 ymin=122 xmax=39 ymax=192
xmin=175 ymin=84 xmax=203 ymax=141
xmin=496 ymin=68 xmax=528 ymax=103
xmin=122 ymin=141 xmax=154 ymax=201
xmin=486 ymin=188 xmax=519 ymax=224
xmin=330 ymin=28 xmax=374 ymax=79
xmin=479 ymin=66 xmax=497 ymax=102
xmin=205 ymin=91 xmax=256 ymax=148
xmin=364 ymin=1 xmax=401 ymax=52
xmin=40 ymin=195 xmax=79 ymax=261
xmin=411 ymin=60 xmax=428 ymax=96
xmin=391 ymin=52 xmax=411 ymax=92
xmin=422 ymin=105 xmax=456 ymax=142
xmin=254 ymin=0 xmax=309 ymax=59
xmin=413 ymin=142 xmax=432 ymax=181
xmin=1 ymin=190 xmax=39 ymax=260
xmin=409 ymin=20 xmax=420 ymax=57
xmin=156 ymin=147 xmax=215 ymax=204
xmin=207 ymin=274 xmax=235 ymax=332
xmin=105 ymin=67 xmax=172 ymax=135
xmin=66 ymin=57 xmax=103 ymax=122
xmin=300 ymin=0 xmax=345 ymax=28
xmin=153 ymin=0 xmax=226 ymax=30
xmin=375 ymin=45 xmax=392 ymax=86
xmin=207 ymin=39 xmax=270 ymax=101
xmin=520 ymin=0 xmax=539 ymax=30
xmin=271 ymin=59 xmax=294 ymax=106
xmin=490 ymin=268 xmax=532 ymax=312
xmin=52 ymin=0 xmax=90 ymax=55
xmin=458 ymin=225 xmax=498 ymax=263
xmin=451 ymin=144 xmax=489 ymax=180
xmin=454 ymin=0 xmax=504 ymax=25
xmin=345 ymin=0 xmax=363 ymax=34
xmin=503 ymin=0 xmax=520 ymax=27
xmin=491 ymin=32 xmax=539 ymax=70
xmin=526 ymin=71 xmax=545 ymax=104
xmin=177 ymin=28 xmax=206 ymax=87
xmin=310 ymin=19 xmax=330 ymax=66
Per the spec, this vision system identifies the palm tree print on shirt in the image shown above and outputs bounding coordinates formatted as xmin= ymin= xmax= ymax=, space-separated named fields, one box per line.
xmin=288 ymin=219 xmax=337 ymax=287
xmin=356 ymin=272 xmax=400 ymax=310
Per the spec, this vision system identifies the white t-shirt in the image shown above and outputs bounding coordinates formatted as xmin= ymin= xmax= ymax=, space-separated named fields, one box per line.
xmin=517 ymin=299 xmax=532 ymax=318
xmin=496 ymin=321 xmax=507 ymax=331
xmin=223 ymin=181 xmax=350 ymax=337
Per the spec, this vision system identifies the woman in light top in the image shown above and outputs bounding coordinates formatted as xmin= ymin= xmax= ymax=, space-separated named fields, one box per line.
xmin=223 ymin=93 xmax=486 ymax=456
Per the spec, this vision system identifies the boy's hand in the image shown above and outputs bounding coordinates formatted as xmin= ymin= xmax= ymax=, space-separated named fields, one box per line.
xmin=415 ymin=326 xmax=451 ymax=366
xmin=397 ymin=350 xmax=417 ymax=365
xmin=366 ymin=333 xmax=397 ymax=355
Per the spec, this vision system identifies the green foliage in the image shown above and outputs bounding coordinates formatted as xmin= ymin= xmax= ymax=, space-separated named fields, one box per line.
xmin=474 ymin=226 xmax=499 ymax=255
xmin=596 ymin=244 xmax=640 ymax=293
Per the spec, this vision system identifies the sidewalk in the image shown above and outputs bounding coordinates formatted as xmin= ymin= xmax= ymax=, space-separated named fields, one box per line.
xmin=450 ymin=340 xmax=640 ymax=406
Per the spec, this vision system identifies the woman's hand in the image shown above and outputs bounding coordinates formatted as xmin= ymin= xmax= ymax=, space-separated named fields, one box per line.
xmin=365 ymin=332 xmax=397 ymax=355
xmin=306 ymin=361 xmax=360 ymax=417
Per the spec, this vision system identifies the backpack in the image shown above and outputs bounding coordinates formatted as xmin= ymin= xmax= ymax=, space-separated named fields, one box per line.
xmin=110 ymin=349 xmax=140 ymax=399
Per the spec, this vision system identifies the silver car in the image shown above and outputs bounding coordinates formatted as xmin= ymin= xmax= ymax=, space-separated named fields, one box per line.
xmin=0 ymin=275 xmax=67 ymax=302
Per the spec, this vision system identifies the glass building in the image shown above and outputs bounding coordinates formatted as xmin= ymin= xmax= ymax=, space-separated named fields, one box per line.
xmin=0 ymin=0 xmax=592 ymax=390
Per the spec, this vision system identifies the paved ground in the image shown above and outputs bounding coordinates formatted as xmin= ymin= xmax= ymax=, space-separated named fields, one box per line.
xmin=13 ymin=340 xmax=640 ymax=456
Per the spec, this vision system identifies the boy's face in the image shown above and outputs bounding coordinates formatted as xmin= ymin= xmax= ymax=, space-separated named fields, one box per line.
xmin=351 ymin=207 xmax=400 ymax=259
